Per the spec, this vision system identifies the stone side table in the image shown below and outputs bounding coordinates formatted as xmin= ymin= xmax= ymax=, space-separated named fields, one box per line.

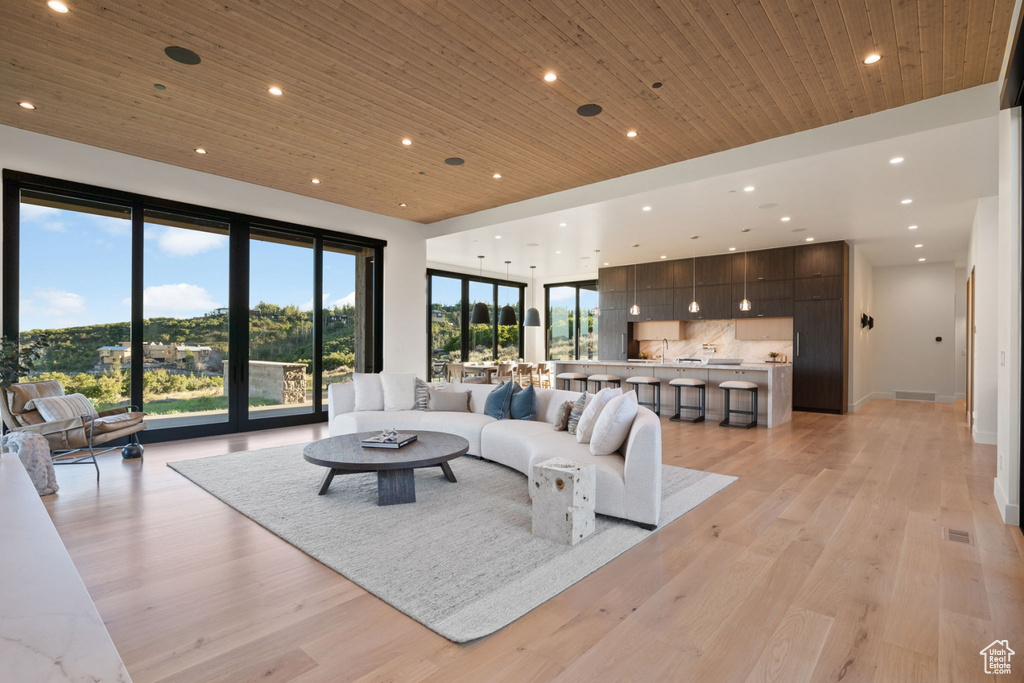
xmin=530 ymin=458 xmax=596 ymax=545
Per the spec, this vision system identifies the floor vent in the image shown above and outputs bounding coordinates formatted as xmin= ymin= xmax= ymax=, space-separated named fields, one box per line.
xmin=945 ymin=528 xmax=973 ymax=545
xmin=894 ymin=391 xmax=936 ymax=402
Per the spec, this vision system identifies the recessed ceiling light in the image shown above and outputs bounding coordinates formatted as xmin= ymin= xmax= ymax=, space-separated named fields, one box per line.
xmin=194 ymin=147 xmax=206 ymax=154
xmin=901 ymin=198 xmax=913 ymax=204
xmin=864 ymin=54 xmax=882 ymax=65
xmin=781 ymin=216 xmax=791 ymax=222
xmin=805 ymin=237 xmax=815 ymax=242
xmin=603 ymin=262 xmax=609 ymax=265
xmin=47 ymin=0 xmax=69 ymax=12
xmin=268 ymin=86 xmax=283 ymax=96
xmin=626 ymin=130 xmax=638 ymax=138
xmin=555 ymin=250 xmax=562 ymax=254
xmin=660 ymin=255 xmax=667 ymax=259
xmin=398 ymin=203 xmax=407 ymax=207
xmin=544 ymin=72 xmax=557 ymax=82
xmin=744 ymin=186 xmax=755 ymax=192
xmin=914 ymin=244 xmax=923 ymax=248
xmin=728 ymin=247 xmax=736 ymax=251
xmin=402 ymin=138 xmax=412 ymax=146
xmin=311 ymin=178 xmax=321 ymax=184
xmin=559 ymin=222 xmax=567 ymax=227
xmin=18 ymin=101 xmax=35 ymax=110
xmin=492 ymin=173 xmax=501 ymax=179
xmin=495 ymin=235 xmax=502 ymax=239
xmin=642 ymin=206 xmax=652 ymax=211
xmin=918 ymin=257 xmax=926 ymax=262
xmin=908 ymin=225 xmax=918 ymax=230
xmin=889 ymin=156 xmax=904 ymax=164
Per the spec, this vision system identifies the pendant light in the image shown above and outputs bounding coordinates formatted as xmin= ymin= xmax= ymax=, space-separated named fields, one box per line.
xmin=593 ymin=250 xmax=601 ymax=317
xmin=498 ymin=261 xmax=518 ymax=326
xmin=739 ymin=229 xmax=752 ymax=312
xmin=524 ymin=265 xmax=541 ymax=327
xmin=629 ymin=244 xmax=640 ymax=316
xmin=469 ymin=255 xmax=491 ymax=324
xmin=688 ymin=236 xmax=700 ymax=314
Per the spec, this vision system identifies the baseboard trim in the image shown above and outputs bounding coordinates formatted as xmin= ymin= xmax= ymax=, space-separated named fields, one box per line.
xmin=937 ymin=395 xmax=955 ymax=404
xmin=973 ymin=428 xmax=997 ymax=445
xmin=955 ymin=392 xmax=966 ymax=400
xmin=994 ymin=478 xmax=1020 ymax=525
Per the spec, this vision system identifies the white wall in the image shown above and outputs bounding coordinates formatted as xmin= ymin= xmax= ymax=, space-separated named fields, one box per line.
xmin=848 ymin=244 xmax=875 ymax=411
xmin=0 ymin=124 xmax=428 ymax=375
xmin=954 ymin=266 xmax=967 ymax=400
xmin=995 ymin=107 xmax=1021 ymax=525
xmin=871 ymin=262 xmax=957 ymax=402
xmin=967 ymin=196 xmax=999 ymax=444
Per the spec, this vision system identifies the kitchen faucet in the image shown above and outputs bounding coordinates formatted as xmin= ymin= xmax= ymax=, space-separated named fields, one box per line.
xmin=661 ymin=339 xmax=668 ymax=362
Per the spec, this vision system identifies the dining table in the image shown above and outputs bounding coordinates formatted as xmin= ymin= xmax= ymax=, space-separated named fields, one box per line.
xmin=462 ymin=364 xmax=497 ymax=383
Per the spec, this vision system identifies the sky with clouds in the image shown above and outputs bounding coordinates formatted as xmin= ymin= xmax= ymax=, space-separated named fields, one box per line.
xmin=18 ymin=202 xmax=356 ymax=331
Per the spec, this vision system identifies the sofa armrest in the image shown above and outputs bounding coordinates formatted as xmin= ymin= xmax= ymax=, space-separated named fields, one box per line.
xmin=327 ymin=381 xmax=355 ymax=421
xmin=620 ymin=407 xmax=662 ymax=526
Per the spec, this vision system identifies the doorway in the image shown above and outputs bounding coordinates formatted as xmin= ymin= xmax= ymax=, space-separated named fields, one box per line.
xmin=966 ymin=268 xmax=975 ymax=430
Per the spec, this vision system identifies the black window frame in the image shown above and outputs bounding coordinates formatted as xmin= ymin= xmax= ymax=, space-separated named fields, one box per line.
xmin=2 ymin=169 xmax=385 ymax=442
xmin=426 ymin=268 xmax=525 ymax=377
xmin=544 ymin=280 xmax=598 ymax=361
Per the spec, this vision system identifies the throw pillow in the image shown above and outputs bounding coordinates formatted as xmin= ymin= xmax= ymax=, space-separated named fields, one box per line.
xmin=552 ymin=400 xmax=574 ymax=431
xmin=510 ymin=383 xmax=537 ymax=420
xmin=380 ymin=372 xmax=418 ymax=411
xmin=483 ymin=381 xmax=516 ymax=420
xmin=32 ymin=393 xmax=97 ymax=422
xmin=567 ymin=392 xmax=589 ymax=435
xmin=352 ymin=373 xmax=384 ymax=412
xmin=426 ymin=387 xmax=470 ymax=412
xmin=575 ymin=387 xmax=622 ymax=444
xmin=413 ymin=378 xmax=430 ymax=411
xmin=590 ymin=391 xmax=639 ymax=455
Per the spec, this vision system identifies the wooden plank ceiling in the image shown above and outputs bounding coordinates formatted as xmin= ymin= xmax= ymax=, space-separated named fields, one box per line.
xmin=0 ymin=0 xmax=1013 ymax=224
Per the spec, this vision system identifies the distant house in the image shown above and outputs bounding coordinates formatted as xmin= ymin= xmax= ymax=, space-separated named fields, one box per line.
xmin=98 ymin=345 xmax=131 ymax=364
xmin=102 ymin=342 xmax=213 ymax=365
xmin=431 ymin=309 xmax=445 ymax=322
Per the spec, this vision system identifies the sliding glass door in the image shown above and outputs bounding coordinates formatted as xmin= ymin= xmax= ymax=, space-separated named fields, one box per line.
xmin=3 ymin=171 xmax=384 ymax=442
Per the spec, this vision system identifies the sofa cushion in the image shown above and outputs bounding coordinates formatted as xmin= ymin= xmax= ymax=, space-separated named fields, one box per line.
xmin=91 ymin=411 xmax=146 ymax=434
xmin=590 ymin=391 xmax=638 ymax=455
xmin=32 ymin=393 xmax=97 ymax=422
xmin=427 ymin=388 xmax=470 ymax=412
xmin=567 ymin=393 xmax=588 ymax=435
xmin=484 ymin=381 xmax=516 ymax=419
xmin=352 ymin=373 xmax=384 ymax=412
xmin=575 ymin=387 xmax=621 ymax=444
xmin=380 ymin=372 xmax=417 ymax=411
xmin=510 ymin=383 xmax=537 ymax=420
xmin=552 ymin=400 xmax=573 ymax=431
xmin=331 ymin=410 xmax=495 ymax=456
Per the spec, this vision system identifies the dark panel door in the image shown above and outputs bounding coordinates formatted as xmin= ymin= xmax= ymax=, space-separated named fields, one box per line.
xmin=629 ymin=288 xmax=673 ymax=320
xmin=598 ymin=266 xmax=629 ymax=292
xmin=635 ymin=260 xmax=674 ymax=290
xmin=794 ymin=276 xmax=844 ymax=301
xmin=597 ymin=308 xmax=627 ymax=360
xmin=794 ymin=242 xmax=845 ymax=278
xmin=793 ymin=299 xmax=843 ymax=412
xmin=692 ymin=284 xmax=732 ymax=320
xmin=669 ymin=258 xmax=693 ymax=289
xmin=695 ymin=254 xmax=731 ymax=285
xmin=732 ymin=248 xmax=794 ymax=282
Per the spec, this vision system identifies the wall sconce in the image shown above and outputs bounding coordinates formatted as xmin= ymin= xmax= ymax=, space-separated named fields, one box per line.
xmin=868 ymin=316 xmax=875 ymax=330
xmin=860 ymin=313 xmax=869 ymax=328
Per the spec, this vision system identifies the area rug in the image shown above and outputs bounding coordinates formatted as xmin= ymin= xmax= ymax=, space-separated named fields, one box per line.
xmin=168 ymin=445 xmax=736 ymax=642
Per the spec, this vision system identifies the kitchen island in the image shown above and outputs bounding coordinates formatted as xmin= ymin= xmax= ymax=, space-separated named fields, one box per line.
xmin=551 ymin=360 xmax=792 ymax=428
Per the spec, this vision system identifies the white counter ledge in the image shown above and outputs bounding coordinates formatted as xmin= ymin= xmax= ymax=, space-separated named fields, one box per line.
xmin=552 ymin=360 xmax=792 ymax=427
xmin=0 ymin=454 xmax=132 ymax=682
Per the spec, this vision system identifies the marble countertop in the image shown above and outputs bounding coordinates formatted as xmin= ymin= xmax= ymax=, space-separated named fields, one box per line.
xmin=0 ymin=454 xmax=132 ymax=682
xmin=552 ymin=360 xmax=791 ymax=370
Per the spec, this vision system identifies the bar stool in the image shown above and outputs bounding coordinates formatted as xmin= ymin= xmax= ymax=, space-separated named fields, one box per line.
xmin=719 ymin=380 xmax=758 ymax=429
xmin=669 ymin=377 xmax=706 ymax=423
xmin=625 ymin=376 xmax=661 ymax=415
xmin=555 ymin=372 xmax=589 ymax=392
xmin=587 ymin=374 xmax=622 ymax=393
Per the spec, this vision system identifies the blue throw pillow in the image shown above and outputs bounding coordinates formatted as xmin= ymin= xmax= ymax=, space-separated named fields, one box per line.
xmin=510 ymin=382 xmax=537 ymax=420
xmin=484 ymin=381 xmax=516 ymax=419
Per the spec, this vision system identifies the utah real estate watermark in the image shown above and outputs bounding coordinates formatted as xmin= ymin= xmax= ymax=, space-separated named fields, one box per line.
xmin=980 ymin=640 xmax=1015 ymax=675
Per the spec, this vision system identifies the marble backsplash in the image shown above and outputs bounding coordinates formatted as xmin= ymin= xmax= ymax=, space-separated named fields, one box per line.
xmin=637 ymin=319 xmax=793 ymax=363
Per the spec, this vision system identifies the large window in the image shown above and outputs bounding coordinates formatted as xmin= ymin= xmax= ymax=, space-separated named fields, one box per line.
xmin=426 ymin=270 xmax=524 ymax=380
xmin=2 ymin=171 xmax=384 ymax=441
xmin=545 ymin=281 xmax=599 ymax=360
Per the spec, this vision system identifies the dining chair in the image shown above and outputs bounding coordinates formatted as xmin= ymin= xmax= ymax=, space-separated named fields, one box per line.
xmin=534 ymin=362 xmax=551 ymax=388
xmin=447 ymin=362 xmax=465 ymax=383
xmin=495 ymin=361 xmax=514 ymax=384
xmin=516 ymin=362 xmax=535 ymax=387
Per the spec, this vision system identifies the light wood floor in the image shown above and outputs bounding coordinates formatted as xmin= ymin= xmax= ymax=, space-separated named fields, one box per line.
xmin=43 ymin=400 xmax=1024 ymax=682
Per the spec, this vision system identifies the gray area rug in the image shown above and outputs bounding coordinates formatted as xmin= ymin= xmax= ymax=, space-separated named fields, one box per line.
xmin=168 ymin=445 xmax=736 ymax=642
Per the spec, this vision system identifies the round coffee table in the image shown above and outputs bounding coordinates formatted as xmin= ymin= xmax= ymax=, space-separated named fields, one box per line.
xmin=302 ymin=431 xmax=469 ymax=506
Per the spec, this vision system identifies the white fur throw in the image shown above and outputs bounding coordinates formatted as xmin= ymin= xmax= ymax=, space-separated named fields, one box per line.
xmin=3 ymin=431 xmax=58 ymax=495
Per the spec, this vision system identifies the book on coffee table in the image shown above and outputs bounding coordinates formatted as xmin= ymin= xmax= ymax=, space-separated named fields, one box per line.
xmin=360 ymin=433 xmax=418 ymax=449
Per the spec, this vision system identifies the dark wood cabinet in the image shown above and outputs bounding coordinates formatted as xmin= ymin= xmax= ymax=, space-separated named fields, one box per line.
xmin=793 ymin=299 xmax=846 ymax=413
xmin=669 ymin=258 xmax=693 ymax=288
xmin=732 ymin=280 xmax=793 ymax=302
xmin=628 ymin=288 xmax=673 ymax=321
xmin=794 ymin=276 xmax=843 ymax=301
xmin=674 ymin=284 xmax=731 ymax=320
xmin=695 ymin=254 xmax=731 ymax=285
xmin=599 ymin=291 xmax=628 ymax=311
xmin=731 ymin=247 xmax=793 ymax=282
xmin=793 ymin=242 xmax=845 ymax=278
xmin=597 ymin=308 xmax=627 ymax=360
xmin=598 ymin=266 xmax=629 ymax=292
xmin=734 ymin=297 xmax=794 ymax=319
xmin=634 ymin=261 xmax=674 ymax=290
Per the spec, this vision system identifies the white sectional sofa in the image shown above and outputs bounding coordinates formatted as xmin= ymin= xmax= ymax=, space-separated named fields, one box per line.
xmin=327 ymin=381 xmax=662 ymax=528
